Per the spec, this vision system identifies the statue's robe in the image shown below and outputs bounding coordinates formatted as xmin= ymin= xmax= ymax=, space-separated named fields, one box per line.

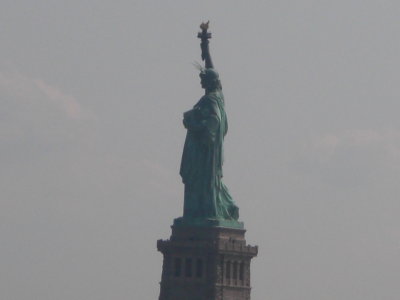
xmin=180 ymin=90 xmax=239 ymax=220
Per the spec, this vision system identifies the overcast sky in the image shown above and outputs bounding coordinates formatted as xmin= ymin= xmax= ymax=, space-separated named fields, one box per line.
xmin=1 ymin=1 xmax=400 ymax=299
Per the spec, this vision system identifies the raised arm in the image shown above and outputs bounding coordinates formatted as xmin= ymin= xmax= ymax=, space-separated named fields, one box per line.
xmin=197 ymin=21 xmax=214 ymax=69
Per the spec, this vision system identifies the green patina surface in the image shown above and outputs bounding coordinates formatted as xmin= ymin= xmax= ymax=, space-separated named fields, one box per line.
xmin=176 ymin=23 xmax=242 ymax=229
xmin=179 ymin=87 xmax=241 ymax=228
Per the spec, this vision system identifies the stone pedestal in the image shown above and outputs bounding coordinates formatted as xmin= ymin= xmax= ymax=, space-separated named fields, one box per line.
xmin=157 ymin=225 xmax=258 ymax=300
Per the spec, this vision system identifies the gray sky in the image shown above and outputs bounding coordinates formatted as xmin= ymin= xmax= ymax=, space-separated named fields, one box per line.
xmin=1 ymin=1 xmax=400 ymax=299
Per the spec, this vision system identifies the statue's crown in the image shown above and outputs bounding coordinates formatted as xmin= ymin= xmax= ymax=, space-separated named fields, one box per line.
xmin=200 ymin=68 xmax=219 ymax=80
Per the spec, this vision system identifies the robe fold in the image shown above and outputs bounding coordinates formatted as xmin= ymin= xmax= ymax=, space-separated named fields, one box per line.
xmin=180 ymin=90 xmax=239 ymax=221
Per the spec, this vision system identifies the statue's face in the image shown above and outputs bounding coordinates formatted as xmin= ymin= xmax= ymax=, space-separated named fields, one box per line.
xmin=200 ymin=69 xmax=219 ymax=90
xmin=200 ymin=75 xmax=208 ymax=89
xmin=200 ymin=73 xmax=213 ymax=90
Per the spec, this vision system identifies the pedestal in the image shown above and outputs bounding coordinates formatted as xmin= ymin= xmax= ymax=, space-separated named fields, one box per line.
xmin=157 ymin=225 xmax=258 ymax=300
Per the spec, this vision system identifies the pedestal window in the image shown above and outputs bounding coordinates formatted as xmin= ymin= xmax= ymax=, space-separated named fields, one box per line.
xmin=196 ymin=258 xmax=203 ymax=278
xmin=174 ymin=258 xmax=182 ymax=277
xmin=185 ymin=258 xmax=192 ymax=277
xmin=225 ymin=261 xmax=231 ymax=279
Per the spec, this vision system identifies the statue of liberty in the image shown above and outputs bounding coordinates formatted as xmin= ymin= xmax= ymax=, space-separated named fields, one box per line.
xmin=176 ymin=22 xmax=241 ymax=228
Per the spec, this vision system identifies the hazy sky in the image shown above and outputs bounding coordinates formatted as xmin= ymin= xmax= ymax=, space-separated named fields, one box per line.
xmin=1 ymin=1 xmax=400 ymax=299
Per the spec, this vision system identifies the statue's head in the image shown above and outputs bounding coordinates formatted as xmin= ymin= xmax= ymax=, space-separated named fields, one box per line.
xmin=200 ymin=68 xmax=222 ymax=91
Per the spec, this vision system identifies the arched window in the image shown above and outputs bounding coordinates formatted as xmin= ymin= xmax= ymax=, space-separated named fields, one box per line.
xmin=196 ymin=258 xmax=203 ymax=278
xmin=185 ymin=258 xmax=192 ymax=277
xmin=239 ymin=262 xmax=244 ymax=281
xmin=174 ymin=258 xmax=182 ymax=277
xmin=225 ymin=261 xmax=231 ymax=279
xmin=233 ymin=261 xmax=238 ymax=280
